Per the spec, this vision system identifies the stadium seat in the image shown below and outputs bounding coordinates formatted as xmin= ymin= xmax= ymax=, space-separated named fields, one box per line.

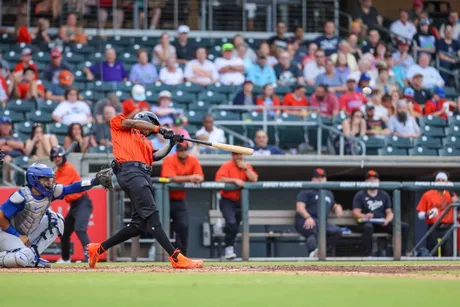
xmin=193 ymin=37 xmax=212 ymax=48
xmin=70 ymin=44 xmax=96 ymax=55
xmin=448 ymin=115 xmax=460 ymax=126
xmin=189 ymin=100 xmax=211 ymax=111
xmin=444 ymin=87 xmax=458 ymax=100
xmin=274 ymin=85 xmax=291 ymax=96
xmin=0 ymin=110 xmax=24 ymax=123
xmin=120 ymin=52 xmax=138 ymax=64
xmin=208 ymin=83 xmax=235 ymax=95
xmin=198 ymin=91 xmax=228 ymax=104
xmin=278 ymin=113 xmax=307 ymax=149
xmin=3 ymin=51 xmax=20 ymax=62
xmin=86 ymin=35 xmax=107 ymax=47
xmin=38 ymin=100 xmax=58 ymax=113
xmin=409 ymin=147 xmax=438 ymax=156
xmin=6 ymin=99 xmax=36 ymax=113
xmin=11 ymin=43 xmax=40 ymax=53
xmin=133 ymin=36 xmax=158 ymax=47
xmin=115 ymin=91 xmax=130 ymax=101
xmin=13 ymin=156 xmax=30 ymax=169
xmin=172 ymin=90 xmax=196 ymax=105
xmin=186 ymin=124 xmax=199 ymax=136
xmin=443 ymin=136 xmax=460 ymax=148
xmin=63 ymin=52 xmax=85 ymax=64
xmin=47 ymin=122 xmax=68 ymax=135
xmin=177 ymin=82 xmax=205 ymax=94
xmin=15 ymin=121 xmax=33 ymax=134
xmin=74 ymin=70 xmax=87 ymax=82
xmin=73 ymin=82 xmax=87 ymax=91
xmin=419 ymin=115 xmax=448 ymax=128
xmin=446 ymin=125 xmax=460 ymax=137
xmin=439 ymin=147 xmax=460 ymax=156
xmin=88 ymin=146 xmax=113 ymax=153
xmin=87 ymin=52 xmax=104 ymax=63
xmin=27 ymin=110 xmax=53 ymax=124
xmin=0 ymin=44 xmax=10 ymax=52
xmin=421 ymin=125 xmax=446 ymax=138
xmin=93 ymin=81 xmax=119 ymax=93
xmin=81 ymin=90 xmax=95 ymax=101
xmin=385 ymin=135 xmax=413 ymax=148
xmin=378 ymin=147 xmax=408 ymax=156
xmin=32 ymin=51 xmax=50 ymax=63
xmin=213 ymin=110 xmax=241 ymax=121
xmin=360 ymin=135 xmax=385 ymax=155
xmin=242 ymin=112 xmax=276 ymax=144
xmin=107 ymin=35 xmax=134 ymax=47
xmin=145 ymin=91 xmax=159 ymax=104
xmin=118 ymin=81 xmax=134 ymax=93
xmin=149 ymin=82 xmax=174 ymax=93
xmin=186 ymin=110 xmax=207 ymax=125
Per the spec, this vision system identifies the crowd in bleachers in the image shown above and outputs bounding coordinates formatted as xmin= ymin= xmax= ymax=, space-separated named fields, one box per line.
xmin=0 ymin=0 xmax=460 ymax=170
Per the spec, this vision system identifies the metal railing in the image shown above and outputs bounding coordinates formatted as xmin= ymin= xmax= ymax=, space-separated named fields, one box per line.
xmin=2 ymin=160 xmax=27 ymax=187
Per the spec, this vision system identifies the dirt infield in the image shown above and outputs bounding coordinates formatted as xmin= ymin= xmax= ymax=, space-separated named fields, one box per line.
xmin=2 ymin=264 xmax=460 ymax=279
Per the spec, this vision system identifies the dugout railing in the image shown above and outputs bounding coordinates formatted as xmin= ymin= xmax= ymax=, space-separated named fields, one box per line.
xmin=126 ymin=180 xmax=459 ymax=262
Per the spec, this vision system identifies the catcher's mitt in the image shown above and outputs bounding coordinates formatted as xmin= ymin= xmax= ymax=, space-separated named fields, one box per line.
xmin=95 ymin=168 xmax=122 ymax=192
xmin=0 ymin=149 xmax=4 ymax=169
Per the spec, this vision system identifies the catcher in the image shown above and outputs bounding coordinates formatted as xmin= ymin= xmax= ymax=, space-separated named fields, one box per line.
xmin=88 ymin=111 xmax=203 ymax=269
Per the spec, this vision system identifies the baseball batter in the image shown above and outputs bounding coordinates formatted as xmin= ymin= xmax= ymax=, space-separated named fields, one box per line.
xmin=0 ymin=163 xmax=100 ymax=268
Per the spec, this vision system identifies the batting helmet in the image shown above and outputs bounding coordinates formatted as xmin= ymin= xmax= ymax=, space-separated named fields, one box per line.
xmin=134 ymin=111 xmax=160 ymax=126
xmin=50 ymin=145 xmax=66 ymax=163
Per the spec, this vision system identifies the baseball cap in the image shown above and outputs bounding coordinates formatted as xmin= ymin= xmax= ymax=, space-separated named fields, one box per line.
xmin=0 ymin=116 xmax=12 ymax=124
xmin=346 ymin=77 xmax=356 ymax=83
xmin=177 ymin=25 xmax=190 ymax=34
xmin=435 ymin=172 xmax=448 ymax=181
xmin=413 ymin=0 xmax=423 ymax=8
xmin=398 ymin=40 xmax=409 ymax=46
xmin=51 ymin=49 xmax=62 ymax=58
xmin=359 ymin=72 xmax=371 ymax=82
xmin=420 ymin=18 xmax=431 ymax=26
xmin=173 ymin=117 xmax=183 ymax=126
xmin=132 ymin=84 xmax=146 ymax=101
xmin=159 ymin=90 xmax=172 ymax=98
xmin=59 ymin=70 xmax=74 ymax=86
xmin=413 ymin=72 xmax=423 ymax=78
xmin=403 ymin=87 xmax=415 ymax=98
xmin=312 ymin=168 xmax=327 ymax=178
xmin=222 ymin=43 xmax=234 ymax=52
xmin=365 ymin=170 xmax=379 ymax=179
xmin=21 ymin=48 xmax=32 ymax=56
xmin=365 ymin=102 xmax=375 ymax=110
xmin=434 ymin=86 xmax=446 ymax=98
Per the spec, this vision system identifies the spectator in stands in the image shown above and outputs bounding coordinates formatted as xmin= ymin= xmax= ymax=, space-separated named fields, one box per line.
xmin=384 ymin=52 xmax=406 ymax=89
xmin=309 ymin=84 xmax=339 ymax=118
xmin=367 ymin=89 xmax=388 ymax=121
xmin=342 ymin=108 xmax=367 ymax=137
xmin=24 ymin=123 xmax=58 ymax=159
xmin=0 ymin=50 xmax=11 ymax=76
xmin=416 ymin=171 xmax=456 ymax=257
xmin=403 ymin=87 xmax=423 ymax=119
xmin=304 ymin=50 xmax=326 ymax=86
xmin=424 ymin=87 xmax=458 ymax=120
xmin=392 ymin=41 xmax=415 ymax=74
xmin=293 ymin=26 xmax=308 ymax=64
xmin=195 ymin=114 xmax=226 ymax=144
xmin=348 ymin=34 xmax=363 ymax=62
xmin=64 ymin=123 xmax=92 ymax=153
xmin=382 ymin=93 xmax=396 ymax=116
xmin=339 ymin=78 xmax=367 ymax=114
xmin=173 ymin=25 xmax=197 ymax=64
xmin=59 ymin=13 xmax=86 ymax=45
xmin=233 ymin=80 xmax=256 ymax=106
xmin=246 ymin=53 xmax=277 ymax=87
xmin=388 ymin=100 xmax=420 ymax=138
xmin=440 ymin=11 xmax=460 ymax=40
xmin=413 ymin=18 xmax=437 ymax=57
xmin=410 ymin=73 xmax=430 ymax=105
xmin=353 ymin=170 xmax=409 ymax=256
xmin=159 ymin=56 xmax=184 ymax=86
xmin=129 ymin=49 xmax=158 ymax=85
xmin=52 ymin=87 xmax=92 ymax=126
xmin=295 ymin=168 xmax=343 ymax=257
xmin=0 ymin=67 xmax=7 ymax=105
xmin=46 ymin=70 xmax=74 ymax=102
xmin=390 ymin=9 xmax=417 ymax=41
xmin=252 ymin=130 xmax=284 ymax=155
xmin=233 ymin=34 xmax=257 ymax=63
xmin=122 ymin=85 xmax=150 ymax=119
xmin=407 ymin=53 xmax=444 ymax=88
xmin=84 ymin=48 xmax=127 ymax=82
xmin=365 ymin=104 xmax=390 ymax=136
xmin=282 ymin=84 xmax=308 ymax=115
xmin=302 ymin=42 xmax=318 ymax=67
xmin=13 ymin=67 xmax=45 ymax=100
xmin=371 ymin=41 xmax=388 ymax=64
xmin=14 ymin=48 xmax=38 ymax=79
xmin=274 ymin=51 xmax=304 ymax=87
xmin=268 ymin=21 xmax=290 ymax=50
xmin=409 ymin=0 xmax=425 ymax=25
xmin=184 ymin=47 xmax=218 ymax=86
xmin=334 ymin=53 xmax=351 ymax=81
xmin=235 ymin=44 xmax=254 ymax=71
xmin=97 ymin=1 xmax=125 ymax=29
xmin=215 ymin=153 xmax=258 ymax=259
xmin=94 ymin=92 xmax=121 ymax=124
xmin=93 ymin=105 xmax=116 ymax=147
xmin=215 ymin=43 xmax=245 ymax=86
xmin=151 ymin=90 xmax=179 ymax=126
xmin=32 ymin=18 xmax=51 ymax=45
xmin=315 ymin=59 xmax=346 ymax=94
xmin=349 ymin=21 xmax=364 ymax=41
xmin=361 ymin=29 xmax=380 ymax=55
xmin=353 ymin=0 xmax=383 ymax=29
xmin=42 ymin=49 xmax=72 ymax=84
xmin=330 ymin=41 xmax=359 ymax=72
xmin=437 ymin=24 xmax=460 ymax=84
xmin=171 ymin=117 xmax=191 ymax=141
xmin=256 ymin=84 xmax=281 ymax=117
xmin=258 ymin=41 xmax=278 ymax=67
xmin=374 ymin=65 xmax=398 ymax=95
xmin=153 ymin=32 xmax=176 ymax=66
xmin=348 ymin=58 xmax=376 ymax=87
xmin=0 ymin=116 xmax=24 ymax=162
xmin=138 ymin=0 xmax=163 ymax=30
xmin=356 ymin=72 xmax=373 ymax=93
xmin=314 ymin=21 xmax=340 ymax=57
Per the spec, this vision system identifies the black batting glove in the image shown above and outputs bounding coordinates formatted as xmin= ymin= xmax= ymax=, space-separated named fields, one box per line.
xmin=170 ymin=134 xmax=184 ymax=144
xmin=161 ymin=129 xmax=174 ymax=140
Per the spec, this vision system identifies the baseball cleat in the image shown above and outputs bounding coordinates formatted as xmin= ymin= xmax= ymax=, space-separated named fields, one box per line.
xmin=56 ymin=258 xmax=71 ymax=264
xmin=87 ymin=243 xmax=104 ymax=269
xmin=224 ymin=246 xmax=237 ymax=260
xmin=309 ymin=248 xmax=318 ymax=258
xmin=33 ymin=256 xmax=51 ymax=268
xmin=169 ymin=249 xmax=203 ymax=269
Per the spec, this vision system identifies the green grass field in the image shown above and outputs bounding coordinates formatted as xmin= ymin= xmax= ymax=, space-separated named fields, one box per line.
xmin=1 ymin=262 xmax=460 ymax=307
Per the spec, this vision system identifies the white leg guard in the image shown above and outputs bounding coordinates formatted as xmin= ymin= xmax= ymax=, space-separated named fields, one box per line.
xmin=29 ymin=210 xmax=65 ymax=256
xmin=0 ymin=248 xmax=35 ymax=268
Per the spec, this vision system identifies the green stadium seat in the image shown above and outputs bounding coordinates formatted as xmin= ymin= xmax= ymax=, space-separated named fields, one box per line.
xmin=213 ymin=110 xmax=241 ymax=121
xmin=88 ymin=145 xmax=113 ymax=153
xmin=47 ymin=122 xmax=68 ymax=135
xmin=120 ymin=52 xmax=138 ymax=64
xmin=277 ymin=113 xmax=307 ymax=149
xmin=189 ymin=100 xmax=211 ymax=111
xmin=443 ymin=136 xmax=460 ymax=148
xmin=32 ymin=51 xmax=50 ymax=63
xmin=177 ymin=82 xmax=205 ymax=94
xmin=333 ymin=112 xmax=348 ymax=124
xmin=11 ymin=43 xmax=40 ymax=53
xmin=419 ymin=115 xmax=448 ymax=127
xmin=87 ymin=52 xmax=104 ymax=63
xmin=81 ymin=90 xmax=95 ymax=101
xmin=360 ymin=135 xmax=385 ymax=155
xmin=148 ymin=82 xmax=174 ymax=93
xmin=6 ymin=99 xmax=36 ymax=113
xmin=145 ymin=91 xmax=159 ymax=104
xmin=73 ymin=82 xmax=86 ymax=91
xmin=306 ymin=85 xmax=315 ymax=96
xmin=93 ymin=81 xmax=119 ymax=93
xmin=186 ymin=110 xmax=206 ymax=125
xmin=27 ymin=110 xmax=53 ymax=124
xmin=0 ymin=44 xmax=10 ymax=52
xmin=439 ymin=147 xmax=460 ymax=156
xmin=208 ymin=83 xmax=235 ymax=95
xmin=63 ymin=52 xmax=85 ymax=64
xmin=35 ymin=62 xmax=46 ymax=71
xmin=107 ymin=35 xmax=134 ymax=47
xmin=118 ymin=81 xmax=134 ymax=93
xmin=193 ymin=37 xmax=211 ymax=48
xmin=86 ymin=36 xmax=107 ymax=47
xmin=3 ymin=51 xmax=20 ymax=62
xmin=421 ymin=125 xmax=446 ymax=137
xmin=71 ymin=44 xmax=96 ymax=55
xmin=414 ymin=136 xmax=442 ymax=149
xmin=274 ymin=85 xmax=291 ymax=96
xmin=38 ymin=100 xmax=58 ymax=113
xmin=378 ymin=146 xmax=408 ymax=156
xmin=172 ymin=90 xmax=196 ymax=105
xmin=449 ymin=115 xmax=460 ymax=126
xmin=15 ymin=121 xmax=34 ymax=134
xmin=446 ymin=125 xmax=460 ymax=137
xmin=409 ymin=147 xmax=438 ymax=156
xmin=115 ymin=91 xmax=130 ymax=101
xmin=13 ymin=156 xmax=30 ymax=169
xmin=74 ymin=70 xmax=87 ymax=82
xmin=56 ymin=134 xmax=65 ymax=144
xmin=242 ymin=112 xmax=276 ymax=144
xmin=186 ymin=124 xmax=199 ymax=136
xmin=445 ymin=87 xmax=458 ymax=100
xmin=134 ymin=36 xmax=158 ymax=47
xmin=385 ymin=135 xmax=413 ymax=148
xmin=198 ymin=91 xmax=228 ymax=104
xmin=0 ymin=110 xmax=24 ymax=123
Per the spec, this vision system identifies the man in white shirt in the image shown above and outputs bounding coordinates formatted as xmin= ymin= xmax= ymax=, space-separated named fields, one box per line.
xmin=303 ymin=49 xmax=326 ymax=86
xmin=184 ymin=47 xmax=219 ymax=86
xmin=214 ymin=43 xmax=245 ymax=86
xmin=195 ymin=114 xmax=225 ymax=144
xmin=390 ymin=9 xmax=417 ymax=41
xmin=52 ymin=90 xmax=92 ymax=126
xmin=406 ymin=53 xmax=444 ymax=89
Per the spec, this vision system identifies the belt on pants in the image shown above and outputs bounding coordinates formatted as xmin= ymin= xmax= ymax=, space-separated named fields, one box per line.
xmin=117 ymin=161 xmax=152 ymax=172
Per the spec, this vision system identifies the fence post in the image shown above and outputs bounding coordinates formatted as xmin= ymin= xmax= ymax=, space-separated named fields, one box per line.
xmin=241 ymin=188 xmax=250 ymax=261
xmin=318 ymin=189 xmax=326 ymax=260
xmin=392 ymin=189 xmax=402 ymax=260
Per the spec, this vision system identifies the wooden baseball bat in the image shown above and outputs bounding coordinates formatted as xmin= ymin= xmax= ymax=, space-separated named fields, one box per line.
xmin=183 ymin=138 xmax=254 ymax=155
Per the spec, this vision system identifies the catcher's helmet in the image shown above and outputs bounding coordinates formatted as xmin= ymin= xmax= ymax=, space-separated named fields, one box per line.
xmin=134 ymin=111 xmax=160 ymax=126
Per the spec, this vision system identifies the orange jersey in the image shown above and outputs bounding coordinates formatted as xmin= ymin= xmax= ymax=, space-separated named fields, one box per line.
xmin=110 ymin=113 xmax=154 ymax=165
xmin=416 ymin=190 xmax=454 ymax=224
xmin=282 ymin=93 xmax=308 ymax=107
xmin=122 ymin=98 xmax=150 ymax=117
xmin=55 ymin=161 xmax=86 ymax=203
xmin=161 ymin=153 xmax=204 ymax=200
xmin=215 ymin=160 xmax=257 ymax=201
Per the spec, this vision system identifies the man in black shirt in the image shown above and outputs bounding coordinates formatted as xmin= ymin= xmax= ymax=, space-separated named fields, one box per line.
xmin=314 ymin=21 xmax=341 ymax=57
xmin=352 ymin=170 xmax=409 ymax=256
xmin=295 ymin=168 xmax=343 ymax=257
xmin=268 ymin=21 xmax=291 ymax=50
xmin=173 ymin=25 xmax=197 ymax=65
xmin=411 ymin=73 xmax=430 ymax=105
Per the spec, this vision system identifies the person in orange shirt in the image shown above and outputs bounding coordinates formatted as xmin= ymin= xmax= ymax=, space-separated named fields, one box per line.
xmin=416 ymin=171 xmax=457 ymax=256
xmin=13 ymin=48 xmax=38 ymax=79
xmin=87 ymin=111 xmax=203 ymax=269
xmin=14 ymin=67 xmax=45 ymax=100
xmin=282 ymin=84 xmax=308 ymax=115
xmin=160 ymin=142 xmax=204 ymax=255
xmin=50 ymin=145 xmax=93 ymax=263
xmin=215 ymin=153 xmax=258 ymax=259
xmin=122 ymin=84 xmax=150 ymax=118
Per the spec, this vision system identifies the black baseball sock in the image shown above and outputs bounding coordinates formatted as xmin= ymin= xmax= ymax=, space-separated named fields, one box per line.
xmin=99 ymin=226 xmax=141 ymax=254
xmin=145 ymin=212 xmax=176 ymax=256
